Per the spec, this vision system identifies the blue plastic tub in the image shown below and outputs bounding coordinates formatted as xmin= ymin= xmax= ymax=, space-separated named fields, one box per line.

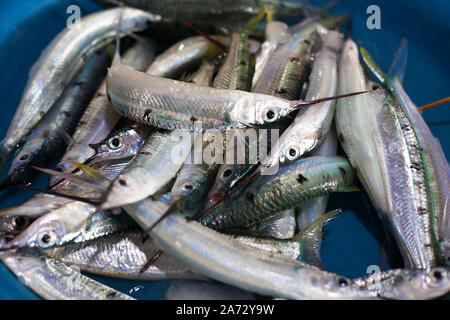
xmin=0 ymin=0 xmax=448 ymax=299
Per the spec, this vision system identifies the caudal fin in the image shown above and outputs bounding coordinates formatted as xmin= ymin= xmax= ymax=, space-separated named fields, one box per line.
xmin=387 ymin=37 xmax=408 ymax=83
xmin=293 ymin=209 xmax=343 ymax=268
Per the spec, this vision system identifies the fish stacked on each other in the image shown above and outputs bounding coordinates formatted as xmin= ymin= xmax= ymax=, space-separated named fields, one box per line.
xmin=0 ymin=2 xmax=448 ymax=300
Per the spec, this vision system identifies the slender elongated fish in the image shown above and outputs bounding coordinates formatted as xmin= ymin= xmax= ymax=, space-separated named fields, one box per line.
xmin=94 ymin=0 xmax=314 ymax=22
xmin=336 ymin=38 xmax=441 ymax=269
xmin=200 ymin=156 xmax=357 ymax=230
xmin=106 ymin=59 xmax=366 ymax=131
xmin=0 ymin=8 xmax=159 ymax=172
xmin=50 ymin=38 xmax=156 ymax=186
xmin=360 ymin=41 xmax=449 ymax=266
xmin=262 ymin=29 xmax=342 ymax=169
xmin=99 ymin=130 xmax=196 ymax=210
xmin=0 ymin=252 xmax=134 ymax=300
xmin=0 ymin=49 xmax=110 ymax=190
xmin=147 ymin=36 xmax=223 ymax=79
xmin=353 ymin=267 xmax=450 ymax=299
xmin=203 ymin=18 xmax=330 ymax=213
xmin=252 ymin=21 xmax=291 ymax=87
xmin=123 ymin=198 xmax=378 ymax=299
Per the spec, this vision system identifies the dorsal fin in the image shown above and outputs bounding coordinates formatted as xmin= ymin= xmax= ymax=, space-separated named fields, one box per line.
xmin=387 ymin=37 xmax=408 ymax=83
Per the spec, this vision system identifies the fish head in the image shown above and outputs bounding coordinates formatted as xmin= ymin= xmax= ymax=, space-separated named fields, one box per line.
xmin=231 ymin=95 xmax=292 ymax=126
xmin=0 ymin=215 xmax=33 ymax=236
xmin=203 ymin=164 xmax=237 ymax=211
xmin=0 ymin=215 xmax=65 ymax=251
xmin=358 ymin=267 xmax=450 ymax=299
xmin=87 ymin=127 xmax=145 ymax=165
xmin=379 ymin=267 xmax=450 ymax=299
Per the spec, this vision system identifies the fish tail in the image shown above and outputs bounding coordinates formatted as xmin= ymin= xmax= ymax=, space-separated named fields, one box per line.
xmin=293 ymin=209 xmax=343 ymax=268
xmin=387 ymin=37 xmax=408 ymax=83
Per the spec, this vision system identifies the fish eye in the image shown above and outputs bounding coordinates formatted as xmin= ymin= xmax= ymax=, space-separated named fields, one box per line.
xmin=107 ymin=135 xmax=124 ymax=150
xmin=12 ymin=216 xmax=28 ymax=230
xmin=183 ymin=184 xmax=193 ymax=190
xmin=336 ymin=276 xmax=350 ymax=287
xmin=285 ymin=145 xmax=300 ymax=161
xmin=262 ymin=108 xmax=279 ymax=123
xmin=220 ymin=167 xmax=234 ymax=182
xmin=36 ymin=230 xmax=57 ymax=248
xmin=430 ymin=269 xmax=445 ymax=282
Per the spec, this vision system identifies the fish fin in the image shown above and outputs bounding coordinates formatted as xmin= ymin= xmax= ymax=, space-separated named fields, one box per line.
xmin=336 ymin=185 xmax=360 ymax=192
xmin=360 ymin=47 xmax=388 ymax=85
xmin=15 ymin=184 xmax=101 ymax=205
xmin=243 ymin=5 xmax=266 ymax=35
xmin=265 ymin=4 xmax=275 ymax=23
xmin=387 ymin=37 xmax=408 ymax=84
xmin=293 ymin=209 xmax=343 ymax=268
xmin=32 ymin=166 xmax=107 ymax=190
xmin=66 ymin=161 xmax=107 ymax=181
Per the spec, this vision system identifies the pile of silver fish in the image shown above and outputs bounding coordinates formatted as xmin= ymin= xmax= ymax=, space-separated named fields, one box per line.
xmin=0 ymin=1 xmax=448 ymax=300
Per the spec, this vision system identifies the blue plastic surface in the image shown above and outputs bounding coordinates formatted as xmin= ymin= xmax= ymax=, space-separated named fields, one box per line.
xmin=0 ymin=0 xmax=448 ymax=299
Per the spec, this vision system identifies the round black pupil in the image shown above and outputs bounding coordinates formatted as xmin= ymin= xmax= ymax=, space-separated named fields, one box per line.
xmin=289 ymin=148 xmax=296 ymax=157
xmin=266 ymin=109 xmax=275 ymax=120
xmin=20 ymin=155 xmax=28 ymax=160
xmin=184 ymin=184 xmax=193 ymax=190
xmin=111 ymin=138 xmax=120 ymax=147
xmin=223 ymin=169 xmax=232 ymax=178
xmin=14 ymin=217 xmax=26 ymax=227
xmin=433 ymin=271 xmax=442 ymax=280
xmin=41 ymin=234 xmax=51 ymax=244
xmin=338 ymin=278 xmax=348 ymax=287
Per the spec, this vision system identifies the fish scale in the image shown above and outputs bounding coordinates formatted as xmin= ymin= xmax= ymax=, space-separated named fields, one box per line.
xmin=200 ymin=156 xmax=356 ymax=230
xmin=375 ymin=93 xmax=439 ymax=268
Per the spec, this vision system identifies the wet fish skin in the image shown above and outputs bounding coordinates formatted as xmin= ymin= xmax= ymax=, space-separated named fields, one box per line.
xmin=94 ymin=0 xmax=313 ymax=22
xmin=203 ymin=20 xmax=323 ymax=213
xmin=50 ymin=37 xmax=156 ymax=186
xmin=295 ymin=127 xmax=338 ymax=267
xmin=44 ymin=230 xmax=204 ymax=281
xmin=354 ymin=267 xmax=450 ymax=300
xmin=1 ymin=49 xmax=111 ymax=189
xmin=0 ymin=215 xmax=34 ymax=236
xmin=361 ymin=42 xmax=449 ymax=265
xmin=263 ymin=29 xmax=343 ymax=169
xmin=123 ymin=198 xmax=378 ymax=299
xmin=252 ymin=21 xmax=291 ymax=87
xmin=0 ymin=8 xmax=159 ymax=167
xmin=86 ymin=126 xmax=151 ymax=166
xmin=147 ymin=36 xmax=223 ymax=79
xmin=106 ymin=61 xmax=312 ymax=131
xmin=337 ymin=39 xmax=441 ymax=269
xmin=99 ymin=130 xmax=195 ymax=210
xmin=0 ymin=252 xmax=134 ymax=300
xmin=200 ymin=156 xmax=357 ymax=231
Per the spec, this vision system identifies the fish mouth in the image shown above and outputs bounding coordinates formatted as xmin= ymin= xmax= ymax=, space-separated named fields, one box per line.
xmin=203 ymin=193 xmax=225 ymax=212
